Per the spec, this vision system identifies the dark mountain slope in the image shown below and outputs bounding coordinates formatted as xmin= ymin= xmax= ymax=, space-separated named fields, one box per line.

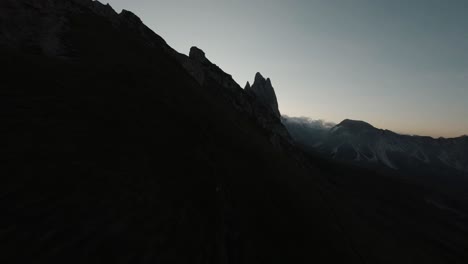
xmin=0 ymin=0 xmax=359 ymax=263
xmin=2 ymin=1 xmax=468 ymax=264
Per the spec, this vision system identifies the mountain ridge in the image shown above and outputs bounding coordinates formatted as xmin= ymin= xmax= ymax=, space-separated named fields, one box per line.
xmin=2 ymin=1 xmax=468 ymax=263
xmin=0 ymin=1 xmax=361 ymax=262
xmin=334 ymin=118 xmax=466 ymax=140
xmin=283 ymin=116 xmax=468 ymax=175
xmin=334 ymin=119 xmax=377 ymax=132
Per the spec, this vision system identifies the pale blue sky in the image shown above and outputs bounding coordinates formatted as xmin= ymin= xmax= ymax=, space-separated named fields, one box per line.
xmin=105 ymin=0 xmax=468 ymax=137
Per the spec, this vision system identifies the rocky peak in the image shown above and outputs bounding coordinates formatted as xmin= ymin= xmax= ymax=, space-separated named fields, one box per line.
xmin=120 ymin=9 xmax=142 ymax=24
xmin=189 ymin=46 xmax=209 ymax=64
xmin=254 ymin=72 xmax=266 ymax=83
xmin=246 ymin=72 xmax=281 ymax=119
xmin=337 ymin=119 xmax=376 ymax=131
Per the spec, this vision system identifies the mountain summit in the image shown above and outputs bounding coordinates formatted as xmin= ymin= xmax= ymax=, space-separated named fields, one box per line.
xmin=245 ymin=72 xmax=281 ymax=119
xmin=335 ymin=119 xmax=376 ymax=132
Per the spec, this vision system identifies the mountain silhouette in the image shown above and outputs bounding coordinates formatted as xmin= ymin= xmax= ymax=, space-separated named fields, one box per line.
xmin=245 ymin=72 xmax=281 ymax=119
xmin=0 ymin=0 xmax=358 ymax=263
xmin=1 ymin=1 xmax=468 ymax=263
xmin=336 ymin=119 xmax=376 ymax=131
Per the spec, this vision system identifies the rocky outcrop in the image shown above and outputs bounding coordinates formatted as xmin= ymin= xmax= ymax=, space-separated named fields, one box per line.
xmin=189 ymin=46 xmax=209 ymax=64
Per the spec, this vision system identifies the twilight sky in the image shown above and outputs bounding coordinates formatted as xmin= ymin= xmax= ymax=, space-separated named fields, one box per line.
xmin=105 ymin=0 xmax=468 ymax=138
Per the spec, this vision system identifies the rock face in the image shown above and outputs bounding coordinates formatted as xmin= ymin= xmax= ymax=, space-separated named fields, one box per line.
xmin=245 ymin=72 xmax=281 ymax=119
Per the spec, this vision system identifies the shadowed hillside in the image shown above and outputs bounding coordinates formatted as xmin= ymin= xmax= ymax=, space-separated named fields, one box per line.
xmin=1 ymin=1 xmax=467 ymax=263
xmin=0 ymin=0 xmax=359 ymax=263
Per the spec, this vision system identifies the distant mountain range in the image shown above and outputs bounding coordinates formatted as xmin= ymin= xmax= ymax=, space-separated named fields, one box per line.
xmin=283 ymin=117 xmax=468 ymax=177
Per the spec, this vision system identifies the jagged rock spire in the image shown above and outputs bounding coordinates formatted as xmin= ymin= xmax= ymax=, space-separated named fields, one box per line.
xmin=254 ymin=72 xmax=266 ymax=83
xmin=246 ymin=72 xmax=281 ymax=119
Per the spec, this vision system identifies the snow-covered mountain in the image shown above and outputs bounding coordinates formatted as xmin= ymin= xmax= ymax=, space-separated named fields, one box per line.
xmin=283 ymin=117 xmax=468 ymax=177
